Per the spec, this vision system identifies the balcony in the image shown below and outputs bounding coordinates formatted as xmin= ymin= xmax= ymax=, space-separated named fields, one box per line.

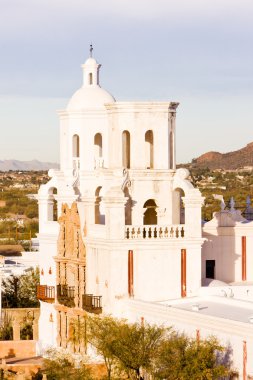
xmin=82 ymin=294 xmax=102 ymax=314
xmin=125 ymin=224 xmax=185 ymax=239
xmin=37 ymin=285 xmax=55 ymax=303
xmin=57 ymin=285 xmax=75 ymax=307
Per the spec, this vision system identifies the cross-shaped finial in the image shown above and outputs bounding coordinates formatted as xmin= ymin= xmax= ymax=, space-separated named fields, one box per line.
xmin=89 ymin=44 xmax=93 ymax=58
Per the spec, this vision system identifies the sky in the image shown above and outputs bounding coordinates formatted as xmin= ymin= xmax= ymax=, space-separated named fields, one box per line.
xmin=0 ymin=0 xmax=253 ymax=164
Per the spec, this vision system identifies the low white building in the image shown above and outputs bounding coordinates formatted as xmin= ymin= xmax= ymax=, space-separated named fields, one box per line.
xmin=37 ymin=50 xmax=253 ymax=378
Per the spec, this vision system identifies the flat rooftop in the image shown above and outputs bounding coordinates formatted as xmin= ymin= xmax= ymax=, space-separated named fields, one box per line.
xmin=161 ymin=295 xmax=253 ymax=325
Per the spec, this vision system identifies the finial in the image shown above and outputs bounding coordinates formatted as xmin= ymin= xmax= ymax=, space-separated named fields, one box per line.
xmin=246 ymin=195 xmax=251 ymax=210
xmin=230 ymin=197 xmax=235 ymax=212
xmin=89 ymin=44 xmax=93 ymax=58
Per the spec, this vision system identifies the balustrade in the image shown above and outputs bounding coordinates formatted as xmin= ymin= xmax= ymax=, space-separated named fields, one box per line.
xmin=37 ymin=285 xmax=55 ymax=302
xmin=57 ymin=285 xmax=75 ymax=307
xmin=125 ymin=225 xmax=185 ymax=239
xmin=82 ymin=294 xmax=102 ymax=314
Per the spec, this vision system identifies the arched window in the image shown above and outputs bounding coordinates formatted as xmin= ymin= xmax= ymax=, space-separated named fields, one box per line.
xmin=94 ymin=133 xmax=103 ymax=168
xmin=145 ymin=130 xmax=154 ymax=169
xmin=173 ymin=188 xmax=185 ymax=224
xmin=72 ymin=135 xmax=80 ymax=158
xmin=48 ymin=187 xmax=58 ymax=222
xmin=89 ymin=73 xmax=93 ymax=85
xmin=95 ymin=187 xmax=105 ymax=225
xmin=94 ymin=133 xmax=103 ymax=158
xmin=143 ymin=199 xmax=157 ymax=225
xmin=122 ymin=131 xmax=130 ymax=168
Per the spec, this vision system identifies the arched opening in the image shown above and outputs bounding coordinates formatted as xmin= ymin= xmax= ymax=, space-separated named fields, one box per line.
xmin=173 ymin=188 xmax=185 ymax=224
xmin=122 ymin=131 xmax=130 ymax=169
xmin=89 ymin=73 xmax=93 ymax=85
xmin=94 ymin=133 xmax=103 ymax=158
xmin=143 ymin=199 xmax=157 ymax=225
xmin=48 ymin=187 xmax=58 ymax=222
xmin=145 ymin=130 xmax=154 ymax=169
xmin=124 ymin=187 xmax=132 ymax=225
xmin=72 ymin=135 xmax=80 ymax=158
xmin=72 ymin=134 xmax=80 ymax=175
xmin=95 ymin=187 xmax=105 ymax=225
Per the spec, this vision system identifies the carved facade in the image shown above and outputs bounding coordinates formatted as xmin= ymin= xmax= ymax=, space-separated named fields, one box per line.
xmin=55 ymin=203 xmax=86 ymax=351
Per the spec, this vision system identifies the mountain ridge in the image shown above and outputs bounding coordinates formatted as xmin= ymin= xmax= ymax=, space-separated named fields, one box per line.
xmin=191 ymin=142 xmax=253 ymax=170
xmin=0 ymin=159 xmax=59 ymax=171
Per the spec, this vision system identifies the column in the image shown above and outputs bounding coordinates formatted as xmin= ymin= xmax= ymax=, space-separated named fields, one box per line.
xmin=242 ymin=236 xmax=246 ymax=281
xmin=128 ymin=250 xmax=134 ymax=297
xmin=243 ymin=340 xmax=247 ymax=380
xmin=13 ymin=319 xmax=20 ymax=341
xmin=182 ymin=192 xmax=204 ymax=238
xmin=181 ymin=249 xmax=186 ymax=298
xmin=32 ymin=320 xmax=39 ymax=340
xmin=103 ymin=187 xmax=126 ymax=239
xmin=169 ymin=111 xmax=176 ymax=170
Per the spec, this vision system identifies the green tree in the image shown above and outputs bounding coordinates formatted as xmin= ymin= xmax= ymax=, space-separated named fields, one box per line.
xmin=83 ymin=315 xmax=120 ymax=380
xmin=43 ymin=348 xmax=93 ymax=380
xmin=110 ymin=321 xmax=166 ymax=379
xmin=71 ymin=315 xmax=166 ymax=380
xmin=2 ymin=267 xmax=40 ymax=308
xmin=154 ymin=333 xmax=230 ymax=380
xmin=18 ymin=267 xmax=40 ymax=307
xmin=0 ymin=311 xmax=13 ymax=340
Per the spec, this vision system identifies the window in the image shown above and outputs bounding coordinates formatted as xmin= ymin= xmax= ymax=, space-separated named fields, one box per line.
xmin=89 ymin=73 xmax=93 ymax=85
xmin=95 ymin=187 xmax=105 ymax=224
xmin=143 ymin=199 xmax=157 ymax=225
xmin=94 ymin=133 xmax=103 ymax=158
xmin=122 ymin=131 xmax=130 ymax=168
xmin=206 ymin=260 xmax=215 ymax=279
xmin=72 ymin=134 xmax=80 ymax=158
xmin=145 ymin=130 xmax=154 ymax=169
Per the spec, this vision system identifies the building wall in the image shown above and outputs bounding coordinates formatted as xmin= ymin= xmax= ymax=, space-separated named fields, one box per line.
xmin=202 ymin=210 xmax=253 ymax=283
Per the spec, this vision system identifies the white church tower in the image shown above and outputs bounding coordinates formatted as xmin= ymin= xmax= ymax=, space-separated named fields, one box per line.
xmin=36 ymin=49 xmax=204 ymax=352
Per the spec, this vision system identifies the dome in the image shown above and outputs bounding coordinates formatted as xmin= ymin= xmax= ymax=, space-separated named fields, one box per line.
xmin=67 ymin=86 xmax=115 ymax=111
xmin=84 ymin=57 xmax=97 ymax=66
xmin=66 ymin=52 xmax=115 ymax=111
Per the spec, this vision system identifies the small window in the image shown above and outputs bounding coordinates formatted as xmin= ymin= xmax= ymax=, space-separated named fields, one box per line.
xmin=89 ymin=73 xmax=93 ymax=85
xmin=145 ymin=130 xmax=154 ymax=169
xmin=143 ymin=199 xmax=157 ymax=225
xmin=122 ymin=131 xmax=130 ymax=168
xmin=72 ymin=134 xmax=80 ymax=158
xmin=206 ymin=260 xmax=215 ymax=279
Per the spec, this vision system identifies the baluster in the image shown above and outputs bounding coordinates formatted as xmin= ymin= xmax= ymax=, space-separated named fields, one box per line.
xmin=154 ymin=227 xmax=157 ymax=238
xmin=170 ymin=227 xmax=173 ymax=237
xmin=181 ymin=226 xmax=184 ymax=237
xmin=137 ymin=227 xmax=141 ymax=239
xmin=148 ymin=227 xmax=152 ymax=238
xmin=159 ymin=227 xmax=163 ymax=238
xmin=143 ymin=227 xmax=146 ymax=239
xmin=131 ymin=227 xmax=135 ymax=239
xmin=126 ymin=227 xmax=130 ymax=239
xmin=176 ymin=227 xmax=179 ymax=238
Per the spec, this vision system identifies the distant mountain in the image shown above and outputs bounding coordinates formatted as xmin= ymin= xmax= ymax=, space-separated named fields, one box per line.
xmin=0 ymin=159 xmax=59 ymax=171
xmin=191 ymin=142 xmax=253 ymax=170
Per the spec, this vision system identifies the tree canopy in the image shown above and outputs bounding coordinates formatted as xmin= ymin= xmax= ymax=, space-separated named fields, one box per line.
xmin=70 ymin=315 xmax=233 ymax=380
xmin=2 ymin=267 xmax=40 ymax=308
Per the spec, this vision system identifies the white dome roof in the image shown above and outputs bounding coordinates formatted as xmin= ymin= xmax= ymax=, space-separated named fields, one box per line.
xmin=67 ymin=86 xmax=115 ymax=111
xmin=66 ymin=53 xmax=115 ymax=111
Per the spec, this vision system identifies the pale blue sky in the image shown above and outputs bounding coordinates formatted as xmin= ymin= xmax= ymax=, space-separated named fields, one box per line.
xmin=0 ymin=0 xmax=253 ymax=163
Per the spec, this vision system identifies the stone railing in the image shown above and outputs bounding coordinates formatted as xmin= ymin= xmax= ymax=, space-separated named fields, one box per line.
xmin=57 ymin=285 xmax=75 ymax=307
xmin=82 ymin=294 xmax=102 ymax=314
xmin=37 ymin=285 xmax=55 ymax=302
xmin=125 ymin=225 xmax=185 ymax=239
